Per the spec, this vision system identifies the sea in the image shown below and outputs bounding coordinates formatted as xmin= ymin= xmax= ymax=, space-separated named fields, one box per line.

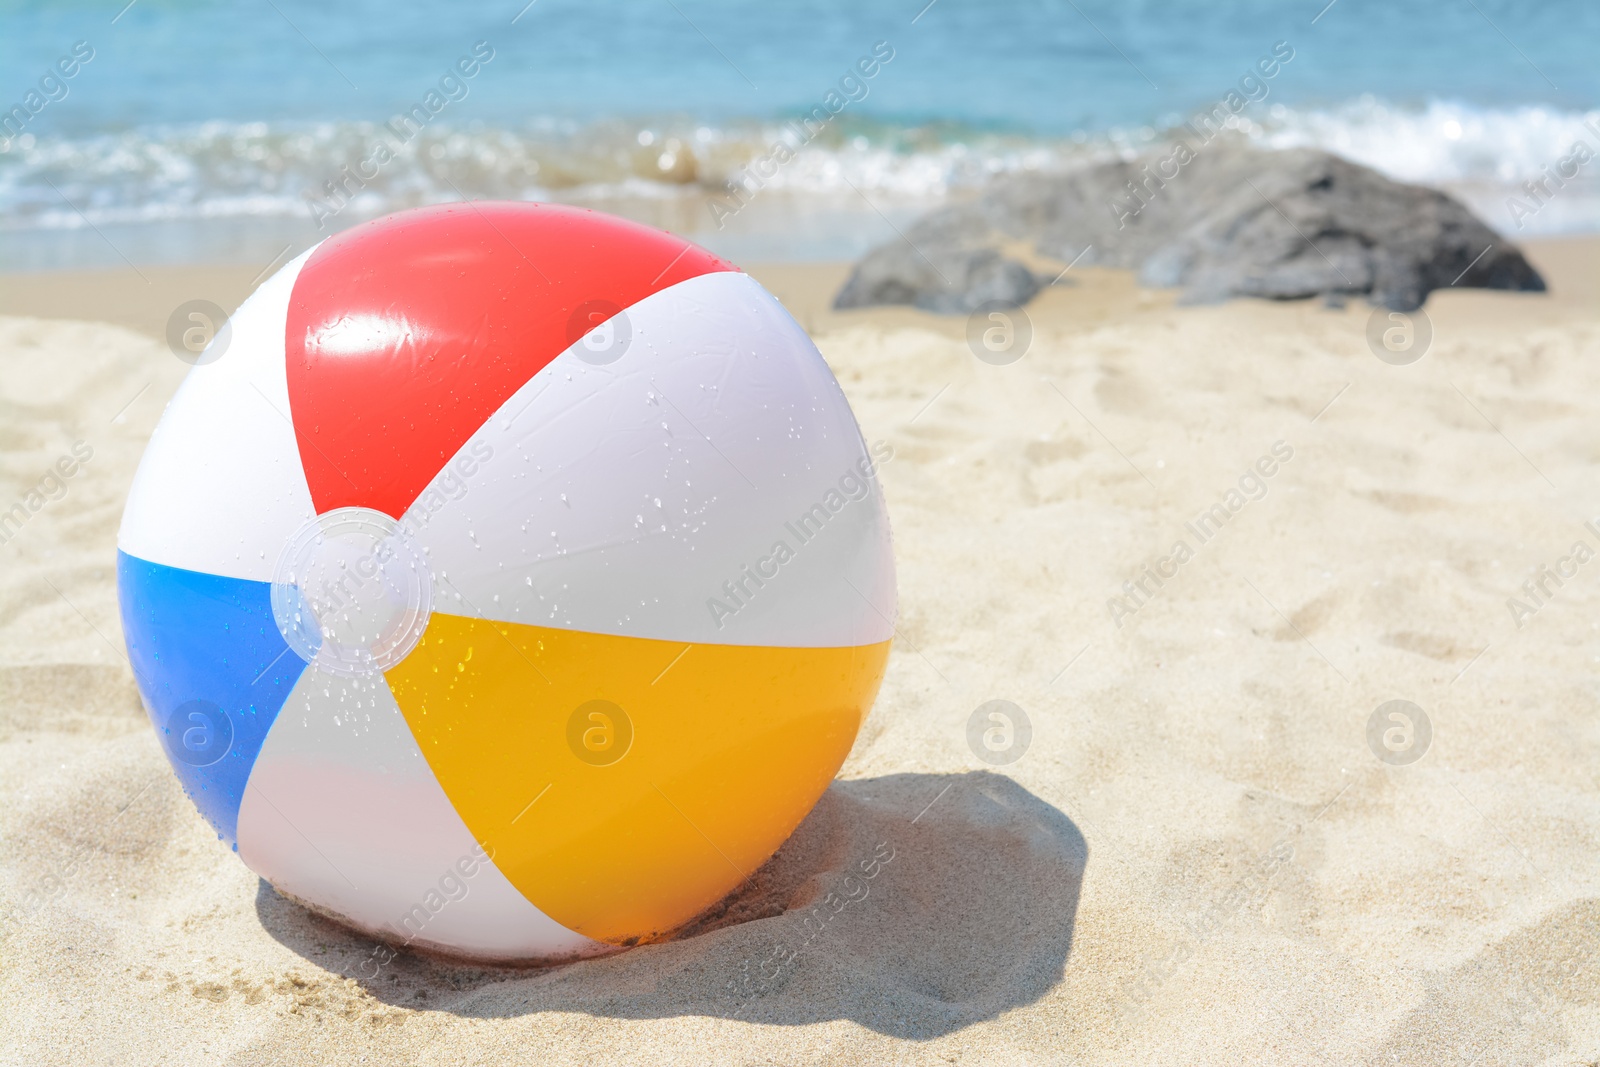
xmin=3 ymin=0 xmax=1598 ymax=271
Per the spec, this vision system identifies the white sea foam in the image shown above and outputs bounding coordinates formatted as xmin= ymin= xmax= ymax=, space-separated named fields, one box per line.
xmin=2 ymin=100 xmax=1596 ymax=257
xmin=1251 ymin=98 xmax=1600 ymax=185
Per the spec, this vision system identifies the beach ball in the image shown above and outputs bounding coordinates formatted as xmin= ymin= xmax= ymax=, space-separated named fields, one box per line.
xmin=116 ymin=204 xmax=895 ymax=961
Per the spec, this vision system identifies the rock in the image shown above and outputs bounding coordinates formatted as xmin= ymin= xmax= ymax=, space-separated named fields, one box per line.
xmin=833 ymin=143 xmax=1546 ymax=312
xmin=832 ymin=245 xmax=1040 ymax=314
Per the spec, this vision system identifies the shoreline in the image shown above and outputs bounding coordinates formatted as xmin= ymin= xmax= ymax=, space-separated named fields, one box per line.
xmin=1 ymin=233 xmax=1595 ymax=343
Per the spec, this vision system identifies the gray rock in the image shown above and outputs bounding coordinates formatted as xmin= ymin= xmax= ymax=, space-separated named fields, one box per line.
xmin=833 ymin=245 xmax=1040 ymax=314
xmin=833 ymin=143 xmax=1546 ymax=313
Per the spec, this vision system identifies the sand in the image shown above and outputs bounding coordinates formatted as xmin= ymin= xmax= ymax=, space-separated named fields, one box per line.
xmin=3 ymin=239 xmax=1600 ymax=1065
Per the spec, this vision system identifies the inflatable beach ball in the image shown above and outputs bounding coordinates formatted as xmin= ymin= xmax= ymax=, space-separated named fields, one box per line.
xmin=117 ymin=204 xmax=895 ymax=961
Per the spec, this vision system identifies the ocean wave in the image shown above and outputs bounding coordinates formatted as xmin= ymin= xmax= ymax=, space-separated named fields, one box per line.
xmin=3 ymin=101 xmax=1597 ymax=238
xmin=1250 ymin=97 xmax=1600 ymax=185
xmin=0 ymin=117 xmax=1053 ymax=232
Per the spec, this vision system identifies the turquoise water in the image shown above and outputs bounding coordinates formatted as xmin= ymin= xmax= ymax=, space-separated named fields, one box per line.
xmin=3 ymin=0 xmax=1598 ymax=266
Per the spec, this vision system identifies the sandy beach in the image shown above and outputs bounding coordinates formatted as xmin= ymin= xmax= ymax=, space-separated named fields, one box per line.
xmin=3 ymin=237 xmax=1600 ymax=1065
